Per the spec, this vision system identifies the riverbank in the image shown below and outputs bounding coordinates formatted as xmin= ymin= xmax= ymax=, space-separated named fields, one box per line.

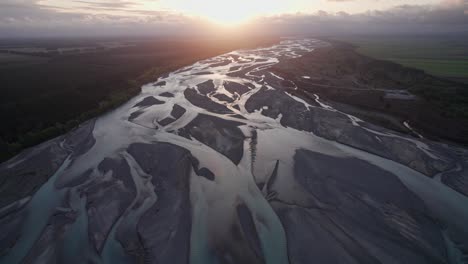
xmin=272 ymin=40 xmax=468 ymax=146
xmin=0 ymin=36 xmax=278 ymax=162
xmin=2 ymin=38 xmax=467 ymax=264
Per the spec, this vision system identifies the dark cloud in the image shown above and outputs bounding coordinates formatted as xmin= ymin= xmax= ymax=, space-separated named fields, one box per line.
xmin=250 ymin=3 xmax=468 ymax=35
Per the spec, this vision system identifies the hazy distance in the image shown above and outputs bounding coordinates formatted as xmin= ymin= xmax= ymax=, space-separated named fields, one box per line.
xmin=0 ymin=0 xmax=467 ymax=38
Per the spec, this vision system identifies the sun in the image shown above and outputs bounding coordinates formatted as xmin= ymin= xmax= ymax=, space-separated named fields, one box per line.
xmin=192 ymin=1 xmax=259 ymax=25
xmin=160 ymin=0 xmax=292 ymax=26
xmin=197 ymin=8 xmax=256 ymax=26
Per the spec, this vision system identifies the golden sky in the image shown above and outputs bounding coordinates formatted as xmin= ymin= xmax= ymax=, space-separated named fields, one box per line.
xmin=40 ymin=0 xmax=442 ymax=25
xmin=1 ymin=0 xmax=465 ymax=37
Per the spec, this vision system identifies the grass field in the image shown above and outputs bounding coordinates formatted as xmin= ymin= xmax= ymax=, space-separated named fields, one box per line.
xmin=334 ymin=35 xmax=468 ymax=80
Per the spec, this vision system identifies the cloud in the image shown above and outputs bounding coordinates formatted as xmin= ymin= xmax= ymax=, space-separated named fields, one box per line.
xmin=0 ymin=0 xmax=212 ymax=37
xmin=441 ymin=0 xmax=467 ymax=7
xmin=0 ymin=0 xmax=467 ymax=37
xmin=71 ymin=1 xmax=137 ymax=9
xmin=249 ymin=2 xmax=468 ymax=35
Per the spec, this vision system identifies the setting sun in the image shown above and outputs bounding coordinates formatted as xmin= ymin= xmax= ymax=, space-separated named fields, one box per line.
xmin=159 ymin=0 xmax=301 ymax=25
xmin=39 ymin=0 xmax=445 ymax=27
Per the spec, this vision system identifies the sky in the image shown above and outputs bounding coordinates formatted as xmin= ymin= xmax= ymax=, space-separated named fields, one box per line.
xmin=0 ymin=0 xmax=467 ymax=37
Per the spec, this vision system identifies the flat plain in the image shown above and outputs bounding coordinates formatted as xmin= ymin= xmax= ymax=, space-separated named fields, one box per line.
xmin=335 ymin=35 xmax=468 ymax=82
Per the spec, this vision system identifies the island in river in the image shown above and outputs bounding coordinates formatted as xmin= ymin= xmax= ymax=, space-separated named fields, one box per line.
xmin=0 ymin=38 xmax=467 ymax=264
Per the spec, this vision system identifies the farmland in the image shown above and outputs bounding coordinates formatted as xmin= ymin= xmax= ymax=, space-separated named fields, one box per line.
xmin=335 ymin=35 xmax=468 ymax=82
